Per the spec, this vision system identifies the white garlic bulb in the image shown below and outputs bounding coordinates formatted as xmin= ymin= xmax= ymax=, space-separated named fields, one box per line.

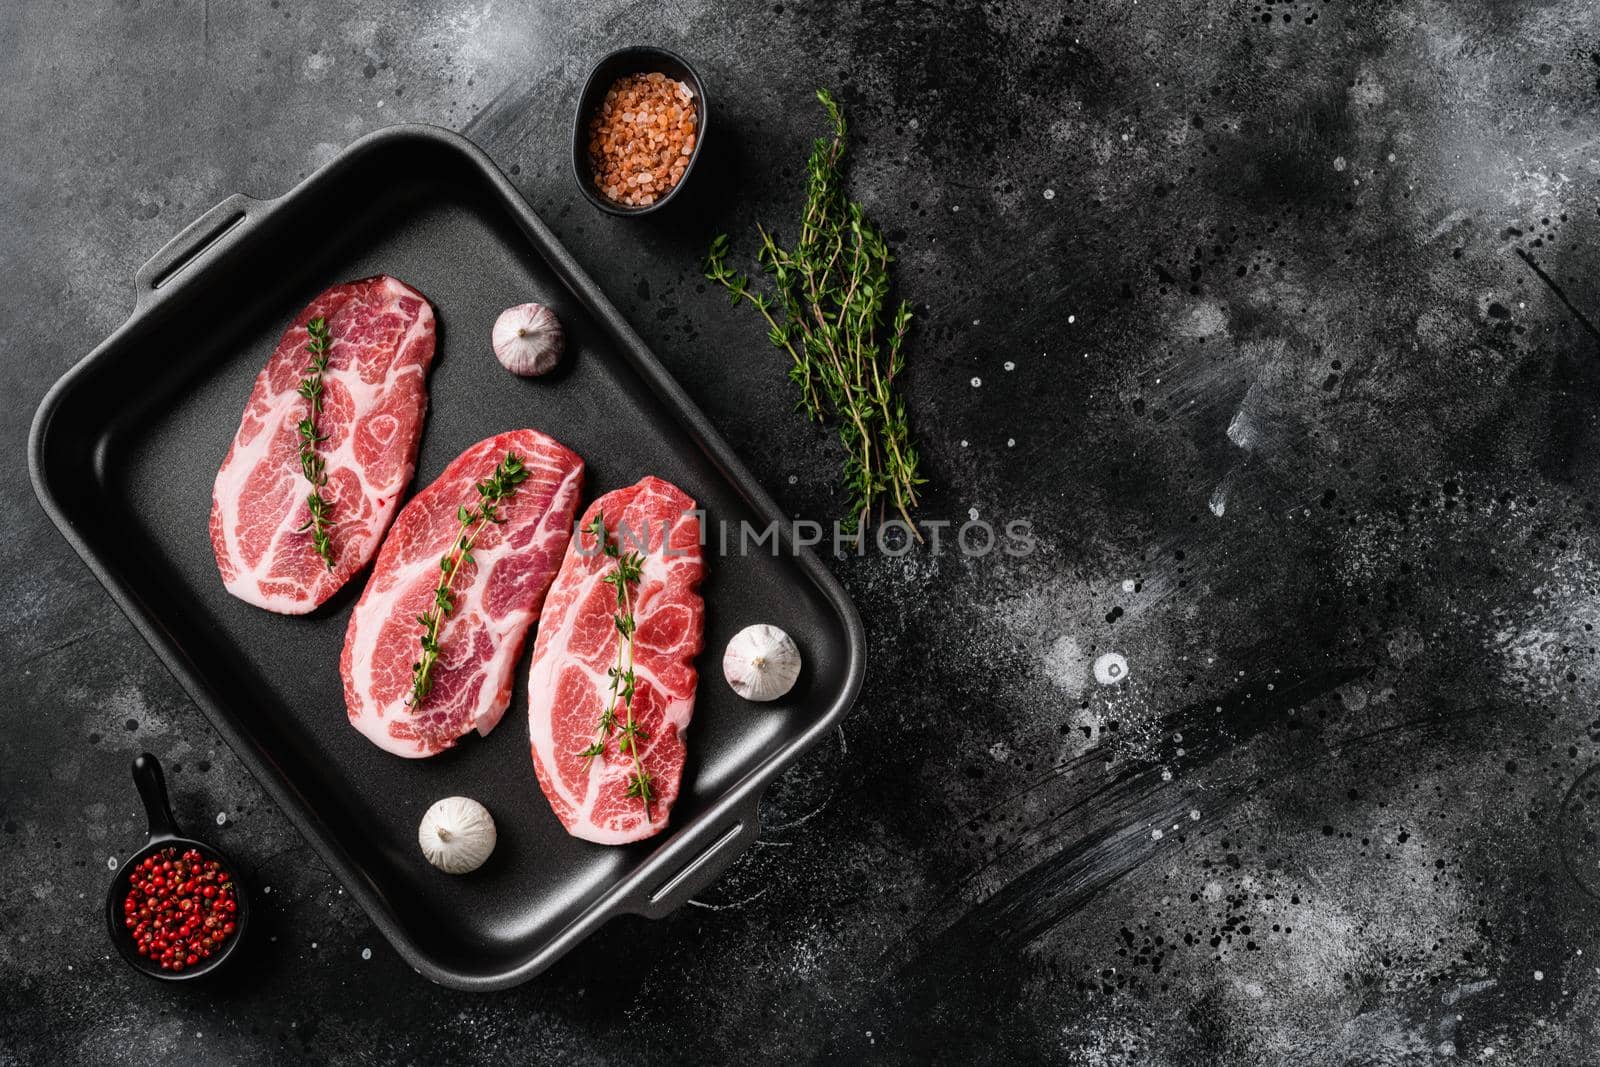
xmin=418 ymin=796 xmax=497 ymax=874
xmin=723 ymin=623 xmax=802 ymax=702
xmin=492 ymin=302 xmax=564 ymax=376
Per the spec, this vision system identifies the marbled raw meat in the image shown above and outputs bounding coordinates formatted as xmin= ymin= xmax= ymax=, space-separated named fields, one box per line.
xmin=210 ymin=276 xmax=436 ymax=614
xmin=528 ymin=477 xmax=705 ymax=844
xmin=342 ymin=430 xmax=584 ymax=758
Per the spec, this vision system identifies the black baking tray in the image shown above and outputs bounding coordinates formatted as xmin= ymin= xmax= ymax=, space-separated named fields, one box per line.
xmin=28 ymin=125 xmax=865 ymax=990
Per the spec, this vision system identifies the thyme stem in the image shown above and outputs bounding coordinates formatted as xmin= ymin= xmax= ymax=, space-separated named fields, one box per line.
xmin=293 ymin=316 xmax=337 ymax=569
xmin=408 ymin=452 xmax=529 ymax=709
xmin=575 ymin=513 xmax=653 ymax=820
xmin=705 ymin=88 xmax=924 ymax=537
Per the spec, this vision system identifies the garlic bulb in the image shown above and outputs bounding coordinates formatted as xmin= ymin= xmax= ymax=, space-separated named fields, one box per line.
xmin=723 ymin=623 xmax=802 ymax=702
xmin=418 ymin=796 xmax=497 ymax=874
xmin=492 ymin=302 xmax=564 ymax=376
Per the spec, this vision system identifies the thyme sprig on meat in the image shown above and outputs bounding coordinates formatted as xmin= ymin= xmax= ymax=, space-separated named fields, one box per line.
xmin=408 ymin=452 xmax=529 ymax=710
xmin=705 ymin=88 xmax=923 ymax=536
xmin=576 ymin=513 xmax=654 ymax=820
xmin=294 ymin=316 xmax=337 ymax=569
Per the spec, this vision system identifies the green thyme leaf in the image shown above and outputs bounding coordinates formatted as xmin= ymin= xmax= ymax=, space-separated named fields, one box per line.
xmin=409 ymin=450 xmax=529 ymax=710
xmin=704 ymin=89 xmax=922 ymax=535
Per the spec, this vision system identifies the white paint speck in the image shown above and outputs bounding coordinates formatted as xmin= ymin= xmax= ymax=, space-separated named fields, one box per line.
xmin=1067 ymin=315 xmax=1076 ymax=324
xmin=1043 ymin=635 xmax=1087 ymax=691
xmin=1190 ymin=809 xmax=1201 ymax=821
xmin=1208 ymin=481 xmax=1230 ymax=518
xmin=1151 ymin=828 xmax=1164 ymax=840
xmin=1004 ymin=361 xmax=1015 ymax=371
xmin=971 ymin=377 xmax=982 ymax=387
xmin=1121 ymin=579 xmax=1136 ymax=593
xmin=1006 ymin=438 xmax=1015 ymax=448
xmin=1093 ymin=652 xmax=1129 ymax=685
xmin=960 ymin=439 xmax=969 ymax=448
xmin=1043 ymin=188 xmax=1055 ymax=200
xmin=1534 ymin=970 xmax=1544 ymax=981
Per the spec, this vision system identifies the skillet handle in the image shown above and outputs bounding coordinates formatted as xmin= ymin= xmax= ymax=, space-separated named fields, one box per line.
xmin=132 ymin=753 xmax=182 ymax=841
xmin=133 ymin=193 xmax=259 ymax=308
xmin=624 ymin=800 xmax=762 ymax=919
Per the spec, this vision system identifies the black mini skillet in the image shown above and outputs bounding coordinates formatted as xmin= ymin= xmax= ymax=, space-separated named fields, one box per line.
xmin=105 ymin=753 xmax=251 ymax=980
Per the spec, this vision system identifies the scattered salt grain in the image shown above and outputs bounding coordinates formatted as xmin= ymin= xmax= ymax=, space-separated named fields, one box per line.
xmin=215 ymin=812 xmax=226 ymax=826
xmin=1043 ymin=188 xmax=1055 ymax=200
xmin=971 ymin=377 xmax=982 ymax=387
xmin=362 ymin=947 xmax=372 ymax=960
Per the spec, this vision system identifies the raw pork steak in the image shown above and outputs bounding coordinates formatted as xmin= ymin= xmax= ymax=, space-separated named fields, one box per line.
xmin=210 ymin=276 xmax=436 ymax=614
xmin=343 ymin=430 xmax=584 ymax=758
xmin=528 ymin=477 xmax=705 ymax=844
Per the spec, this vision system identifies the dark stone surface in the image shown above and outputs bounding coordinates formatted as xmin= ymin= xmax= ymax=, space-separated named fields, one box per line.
xmin=6 ymin=0 xmax=1600 ymax=1062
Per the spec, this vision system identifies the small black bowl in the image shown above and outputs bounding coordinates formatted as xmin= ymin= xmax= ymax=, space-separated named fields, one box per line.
xmin=106 ymin=753 xmax=251 ymax=981
xmin=572 ymin=46 xmax=708 ymax=217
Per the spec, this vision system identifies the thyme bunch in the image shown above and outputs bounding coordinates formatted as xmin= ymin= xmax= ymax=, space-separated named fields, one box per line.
xmin=575 ymin=512 xmax=654 ymax=820
xmin=408 ymin=452 xmax=530 ymax=709
xmin=705 ymin=88 xmax=923 ymax=535
xmin=294 ymin=316 xmax=337 ymax=569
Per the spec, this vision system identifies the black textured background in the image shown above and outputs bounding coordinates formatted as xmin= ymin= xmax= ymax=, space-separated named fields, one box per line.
xmin=6 ymin=1 xmax=1600 ymax=1062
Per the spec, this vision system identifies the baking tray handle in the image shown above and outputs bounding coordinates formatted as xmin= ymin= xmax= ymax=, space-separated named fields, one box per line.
xmin=624 ymin=800 xmax=762 ymax=919
xmin=133 ymin=193 xmax=261 ymax=308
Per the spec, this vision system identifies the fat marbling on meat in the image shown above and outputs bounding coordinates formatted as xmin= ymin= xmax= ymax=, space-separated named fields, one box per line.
xmin=528 ymin=477 xmax=705 ymax=844
xmin=209 ymin=276 xmax=436 ymax=613
xmin=342 ymin=429 xmax=584 ymax=758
